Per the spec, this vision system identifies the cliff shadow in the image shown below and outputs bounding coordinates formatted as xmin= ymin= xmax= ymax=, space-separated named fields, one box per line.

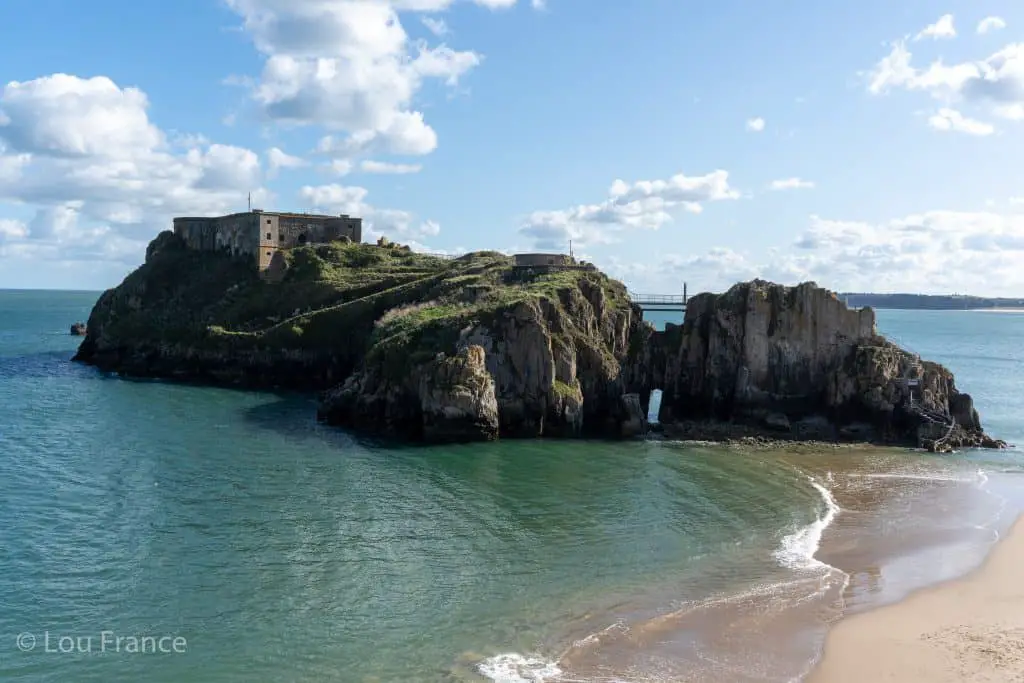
xmin=240 ymin=394 xmax=391 ymax=451
xmin=0 ymin=351 xmax=97 ymax=382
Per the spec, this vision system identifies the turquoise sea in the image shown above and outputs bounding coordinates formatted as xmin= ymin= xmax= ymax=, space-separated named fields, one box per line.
xmin=2 ymin=290 xmax=1024 ymax=682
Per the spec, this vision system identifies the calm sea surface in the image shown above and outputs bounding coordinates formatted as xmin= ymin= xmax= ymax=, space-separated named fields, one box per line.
xmin=2 ymin=291 xmax=1023 ymax=682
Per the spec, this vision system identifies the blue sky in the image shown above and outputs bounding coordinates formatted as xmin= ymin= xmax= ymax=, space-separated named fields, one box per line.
xmin=1 ymin=0 xmax=1023 ymax=295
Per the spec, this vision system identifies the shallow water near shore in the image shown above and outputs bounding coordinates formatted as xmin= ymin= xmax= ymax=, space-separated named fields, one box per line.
xmin=2 ymin=291 xmax=1024 ymax=682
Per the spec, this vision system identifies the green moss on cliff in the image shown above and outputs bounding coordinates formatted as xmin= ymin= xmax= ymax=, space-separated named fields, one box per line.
xmin=552 ymin=379 xmax=577 ymax=398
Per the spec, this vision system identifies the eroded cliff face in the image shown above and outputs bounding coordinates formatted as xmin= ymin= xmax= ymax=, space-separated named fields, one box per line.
xmin=317 ymin=281 xmax=646 ymax=440
xmin=636 ymin=280 xmax=1003 ymax=450
xmin=322 ymin=344 xmax=501 ymax=443
xmin=649 ymin=280 xmax=875 ymax=421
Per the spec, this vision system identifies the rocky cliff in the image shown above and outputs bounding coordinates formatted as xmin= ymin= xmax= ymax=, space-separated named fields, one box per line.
xmin=632 ymin=280 xmax=1003 ymax=451
xmin=317 ymin=268 xmax=644 ymax=439
xmin=75 ymin=233 xmax=1004 ymax=450
xmin=76 ymin=231 xmax=645 ymax=440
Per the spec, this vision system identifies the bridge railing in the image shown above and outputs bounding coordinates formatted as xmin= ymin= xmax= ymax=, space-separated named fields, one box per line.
xmin=628 ymin=292 xmax=687 ymax=304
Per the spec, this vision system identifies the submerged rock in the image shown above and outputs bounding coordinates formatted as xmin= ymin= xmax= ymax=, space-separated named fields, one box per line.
xmin=70 ymin=322 xmax=87 ymax=336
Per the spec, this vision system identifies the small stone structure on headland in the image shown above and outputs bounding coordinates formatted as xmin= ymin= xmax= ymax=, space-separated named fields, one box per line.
xmin=512 ymin=252 xmax=596 ymax=272
xmin=173 ymin=210 xmax=362 ymax=274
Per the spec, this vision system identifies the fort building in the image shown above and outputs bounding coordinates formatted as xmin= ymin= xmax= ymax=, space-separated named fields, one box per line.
xmin=173 ymin=210 xmax=362 ymax=272
xmin=513 ymin=253 xmax=576 ymax=268
xmin=512 ymin=252 xmax=596 ymax=273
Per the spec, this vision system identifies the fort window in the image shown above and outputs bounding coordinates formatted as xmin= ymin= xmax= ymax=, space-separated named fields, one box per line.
xmin=297 ymin=234 xmax=307 ymax=245
xmin=266 ymin=251 xmax=271 ymax=256
xmin=266 ymin=219 xmax=271 ymax=224
xmin=266 ymin=232 xmax=272 ymax=240
xmin=278 ymin=233 xmax=284 ymax=241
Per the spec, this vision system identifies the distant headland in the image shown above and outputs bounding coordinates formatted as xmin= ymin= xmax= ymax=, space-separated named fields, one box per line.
xmin=70 ymin=210 xmax=1006 ymax=451
xmin=841 ymin=293 xmax=1024 ymax=311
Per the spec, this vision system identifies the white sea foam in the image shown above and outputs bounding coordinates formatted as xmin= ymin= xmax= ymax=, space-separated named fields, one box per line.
xmin=477 ymin=653 xmax=563 ymax=682
xmin=774 ymin=476 xmax=840 ymax=572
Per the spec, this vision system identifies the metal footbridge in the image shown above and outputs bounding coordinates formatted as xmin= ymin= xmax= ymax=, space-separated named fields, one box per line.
xmin=628 ymin=283 xmax=690 ymax=311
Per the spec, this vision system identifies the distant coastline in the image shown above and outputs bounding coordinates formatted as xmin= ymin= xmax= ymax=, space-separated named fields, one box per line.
xmin=841 ymin=293 xmax=1024 ymax=311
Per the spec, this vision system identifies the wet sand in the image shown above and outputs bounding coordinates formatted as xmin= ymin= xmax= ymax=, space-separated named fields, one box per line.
xmin=810 ymin=514 xmax=1024 ymax=683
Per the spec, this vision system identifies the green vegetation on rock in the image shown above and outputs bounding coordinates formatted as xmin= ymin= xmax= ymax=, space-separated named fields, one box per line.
xmin=76 ymin=232 xmax=639 ymax=393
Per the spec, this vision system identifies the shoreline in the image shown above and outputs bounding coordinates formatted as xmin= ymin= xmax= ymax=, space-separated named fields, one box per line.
xmin=808 ymin=513 xmax=1024 ymax=682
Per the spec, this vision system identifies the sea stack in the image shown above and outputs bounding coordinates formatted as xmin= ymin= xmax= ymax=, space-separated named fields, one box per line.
xmin=628 ymin=280 xmax=1004 ymax=452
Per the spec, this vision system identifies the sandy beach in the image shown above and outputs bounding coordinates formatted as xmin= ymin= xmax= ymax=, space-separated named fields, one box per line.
xmin=810 ymin=515 xmax=1024 ymax=683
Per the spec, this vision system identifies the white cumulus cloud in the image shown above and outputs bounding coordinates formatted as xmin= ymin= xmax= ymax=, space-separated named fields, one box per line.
xmin=223 ymin=0 xmax=544 ymax=161
xmin=915 ymin=14 xmax=956 ymax=40
xmin=519 ymin=170 xmax=740 ymax=250
xmin=927 ymin=108 xmax=995 ymax=135
xmin=769 ymin=177 xmax=815 ymax=190
xmin=360 ymin=160 xmax=422 ymax=174
xmin=299 ymin=183 xmax=440 ymax=243
xmin=0 ymin=218 xmax=28 ymax=242
xmin=977 ymin=16 xmax=1006 ymax=35
xmin=266 ymin=146 xmax=307 ymax=175
xmin=0 ymin=74 xmax=164 ymax=158
xmin=421 ymin=16 xmax=448 ymax=36
xmin=866 ymin=38 xmax=1024 ymax=128
xmin=746 ymin=117 xmax=765 ymax=132
xmin=603 ymin=208 xmax=1024 ymax=297
xmin=0 ymin=74 xmax=272 ymax=266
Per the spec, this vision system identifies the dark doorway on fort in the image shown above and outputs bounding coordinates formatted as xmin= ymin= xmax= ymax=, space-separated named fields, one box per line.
xmin=297 ymin=234 xmax=308 ymax=245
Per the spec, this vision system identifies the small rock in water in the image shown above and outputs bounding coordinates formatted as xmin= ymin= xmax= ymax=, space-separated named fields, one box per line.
xmin=70 ymin=322 xmax=87 ymax=336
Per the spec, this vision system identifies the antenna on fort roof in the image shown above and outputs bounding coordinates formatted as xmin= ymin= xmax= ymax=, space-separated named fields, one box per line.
xmin=569 ymin=240 xmax=573 ymax=259
xmin=247 ymin=192 xmax=251 ymax=212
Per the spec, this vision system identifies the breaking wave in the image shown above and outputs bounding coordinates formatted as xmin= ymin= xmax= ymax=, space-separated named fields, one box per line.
xmin=476 ymin=653 xmax=563 ymax=682
xmin=774 ymin=476 xmax=842 ymax=572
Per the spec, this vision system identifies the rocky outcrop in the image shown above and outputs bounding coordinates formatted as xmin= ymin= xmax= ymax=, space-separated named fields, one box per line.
xmin=318 ymin=285 xmax=645 ymax=441
xmin=320 ymin=344 xmax=500 ymax=443
xmin=827 ymin=338 xmax=1004 ymax=451
xmin=636 ymin=280 xmax=1004 ymax=450
xmin=70 ymin=322 xmax=87 ymax=336
xmin=618 ymin=394 xmax=648 ymax=438
xmin=73 ymin=229 xmax=1003 ymax=449
xmin=645 ymin=280 xmax=875 ymax=422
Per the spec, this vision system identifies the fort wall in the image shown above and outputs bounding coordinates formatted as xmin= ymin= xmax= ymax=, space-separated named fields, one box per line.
xmin=513 ymin=253 xmax=576 ymax=267
xmin=173 ymin=211 xmax=362 ymax=273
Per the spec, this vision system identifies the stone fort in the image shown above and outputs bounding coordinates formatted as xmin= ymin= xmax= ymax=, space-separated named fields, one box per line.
xmin=173 ymin=210 xmax=362 ymax=273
